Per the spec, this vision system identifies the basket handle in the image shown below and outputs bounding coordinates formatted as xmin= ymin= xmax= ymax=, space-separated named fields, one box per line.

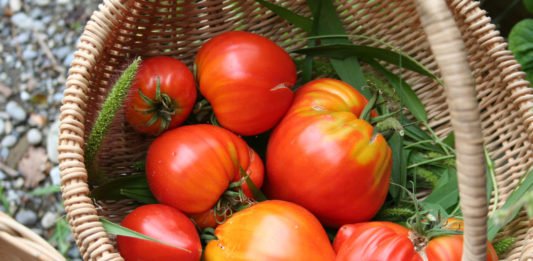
xmin=414 ymin=0 xmax=488 ymax=260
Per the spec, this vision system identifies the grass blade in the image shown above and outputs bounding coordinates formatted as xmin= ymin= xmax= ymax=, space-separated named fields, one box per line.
xmin=307 ymin=0 xmax=370 ymax=98
xmin=100 ymin=218 xmax=192 ymax=253
xmin=294 ymin=44 xmax=437 ymax=80
xmin=422 ymin=168 xmax=459 ymax=212
xmin=91 ymin=174 xmax=154 ymax=202
xmin=255 ymin=0 xmax=313 ymax=33
xmin=367 ymin=59 xmax=428 ymax=123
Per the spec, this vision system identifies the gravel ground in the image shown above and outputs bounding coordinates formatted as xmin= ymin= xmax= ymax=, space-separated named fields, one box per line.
xmin=1 ymin=0 xmax=99 ymax=259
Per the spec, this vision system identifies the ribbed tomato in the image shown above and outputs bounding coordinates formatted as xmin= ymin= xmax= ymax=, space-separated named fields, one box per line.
xmin=265 ymin=78 xmax=392 ymax=227
xmin=334 ymin=221 xmax=499 ymax=261
xmin=195 ymin=31 xmax=297 ymax=136
xmin=125 ymin=56 xmax=197 ymax=135
xmin=204 ymin=200 xmax=336 ymax=261
xmin=117 ymin=204 xmax=202 ymax=261
xmin=146 ymin=124 xmax=264 ymax=215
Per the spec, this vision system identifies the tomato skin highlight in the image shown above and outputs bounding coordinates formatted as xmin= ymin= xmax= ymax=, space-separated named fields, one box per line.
xmin=125 ymin=56 xmax=197 ymax=135
xmin=266 ymin=78 xmax=392 ymax=227
xmin=116 ymin=204 xmax=202 ymax=261
xmin=195 ymin=31 xmax=297 ymax=136
xmin=145 ymin=124 xmax=264 ymax=214
xmin=204 ymin=200 xmax=336 ymax=261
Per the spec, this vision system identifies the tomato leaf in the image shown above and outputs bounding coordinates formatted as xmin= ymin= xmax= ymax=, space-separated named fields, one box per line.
xmin=487 ymin=169 xmax=533 ymax=240
xmin=422 ymin=168 xmax=459 ymax=212
xmin=306 ymin=0 xmax=370 ymax=98
xmin=255 ymin=0 xmax=313 ymax=33
xmin=100 ymin=218 xmax=192 ymax=253
xmin=508 ymin=19 xmax=533 ymax=84
xmin=367 ymin=60 xmax=427 ymax=123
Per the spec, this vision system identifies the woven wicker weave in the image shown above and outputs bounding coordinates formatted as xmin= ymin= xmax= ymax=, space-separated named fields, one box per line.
xmin=0 ymin=212 xmax=65 ymax=261
xmin=59 ymin=0 xmax=533 ymax=260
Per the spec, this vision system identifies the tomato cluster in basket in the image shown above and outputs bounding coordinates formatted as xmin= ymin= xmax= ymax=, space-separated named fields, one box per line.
xmin=86 ymin=30 xmax=503 ymax=261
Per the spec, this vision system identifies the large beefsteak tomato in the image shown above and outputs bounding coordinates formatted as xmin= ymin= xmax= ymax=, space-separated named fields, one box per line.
xmin=265 ymin=78 xmax=392 ymax=227
xmin=125 ymin=56 xmax=197 ymax=135
xmin=117 ymin=204 xmax=202 ymax=261
xmin=195 ymin=31 xmax=297 ymax=136
xmin=146 ymin=124 xmax=264 ymax=215
xmin=204 ymin=200 xmax=336 ymax=261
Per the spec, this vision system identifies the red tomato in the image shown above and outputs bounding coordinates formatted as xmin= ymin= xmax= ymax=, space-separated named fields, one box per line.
xmin=125 ymin=56 xmax=197 ymax=135
xmin=335 ymin=222 xmax=421 ymax=261
xmin=265 ymin=78 xmax=392 ymax=227
xmin=195 ymin=31 xmax=297 ymax=136
xmin=117 ymin=204 xmax=202 ymax=261
xmin=204 ymin=200 xmax=336 ymax=261
xmin=146 ymin=124 xmax=264 ymax=214
xmin=334 ymin=222 xmax=498 ymax=261
xmin=425 ymin=235 xmax=498 ymax=261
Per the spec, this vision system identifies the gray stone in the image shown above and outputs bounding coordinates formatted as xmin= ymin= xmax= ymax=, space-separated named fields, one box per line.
xmin=46 ymin=120 xmax=59 ymax=163
xmin=6 ymin=190 xmax=18 ymax=202
xmin=1 ymin=135 xmax=17 ymax=148
xmin=0 ymin=148 xmax=8 ymax=159
xmin=26 ymin=128 xmax=42 ymax=145
xmin=49 ymin=166 xmax=60 ymax=185
xmin=0 ymin=118 xmax=4 ymax=135
xmin=15 ymin=210 xmax=37 ymax=226
xmin=53 ymin=46 xmax=71 ymax=60
xmin=6 ymin=101 xmax=27 ymax=122
xmin=4 ymin=120 xmax=12 ymax=134
xmin=20 ymin=91 xmax=30 ymax=101
xmin=13 ymin=177 xmax=24 ymax=189
xmin=53 ymin=92 xmax=63 ymax=103
xmin=14 ymin=32 xmax=31 ymax=44
xmin=11 ymin=13 xmax=34 ymax=30
xmin=0 ymin=170 xmax=6 ymax=180
xmin=22 ymin=49 xmax=38 ymax=60
xmin=34 ymin=0 xmax=50 ymax=6
xmin=63 ymin=53 xmax=74 ymax=67
xmin=9 ymin=0 xmax=21 ymax=12
xmin=57 ymin=0 xmax=69 ymax=4
xmin=41 ymin=211 xmax=56 ymax=229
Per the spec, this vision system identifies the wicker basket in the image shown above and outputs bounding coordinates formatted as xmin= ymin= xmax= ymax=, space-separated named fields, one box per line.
xmin=0 ymin=212 xmax=65 ymax=261
xmin=59 ymin=0 xmax=533 ymax=260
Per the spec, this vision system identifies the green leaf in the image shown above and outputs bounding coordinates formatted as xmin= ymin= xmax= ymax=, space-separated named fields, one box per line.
xmin=255 ymin=0 xmax=313 ymax=33
xmin=524 ymin=0 xmax=533 ymax=14
xmin=493 ymin=237 xmax=516 ymax=257
xmin=443 ymin=132 xmax=455 ymax=148
xmin=422 ymin=168 xmax=459 ymax=212
xmin=367 ymin=60 xmax=428 ymax=123
xmin=90 ymin=174 xmax=156 ymax=202
xmin=100 ymin=218 xmax=192 ymax=253
xmin=488 ymin=170 xmax=533 ymax=240
xmin=293 ymin=44 xmax=437 ymax=80
xmin=29 ymin=185 xmax=61 ymax=196
xmin=85 ymin=57 xmax=141 ymax=185
xmin=306 ymin=0 xmax=370 ymax=98
xmin=388 ymin=133 xmax=408 ymax=202
xmin=509 ymin=19 xmax=533 ymax=83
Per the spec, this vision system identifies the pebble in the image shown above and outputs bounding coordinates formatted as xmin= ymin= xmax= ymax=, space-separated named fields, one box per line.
xmin=41 ymin=211 xmax=56 ymax=229
xmin=64 ymin=53 xmax=74 ymax=67
xmin=0 ymin=118 xmax=4 ymax=135
xmin=9 ymin=0 xmax=21 ymax=12
xmin=4 ymin=120 xmax=12 ymax=134
xmin=15 ymin=209 xmax=38 ymax=226
xmin=49 ymin=166 xmax=60 ymax=185
xmin=0 ymin=148 xmax=8 ymax=159
xmin=6 ymin=101 xmax=27 ymax=122
xmin=10 ymin=13 xmax=34 ymax=30
xmin=26 ymin=128 xmax=42 ymax=144
xmin=34 ymin=0 xmax=50 ymax=6
xmin=13 ymin=177 xmax=24 ymax=189
xmin=20 ymin=91 xmax=30 ymax=101
xmin=22 ymin=49 xmax=38 ymax=60
xmin=1 ymin=135 xmax=17 ymax=148
xmin=53 ymin=46 xmax=71 ymax=60
xmin=14 ymin=32 xmax=31 ymax=44
xmin=0 ymin=170 xmax=6 ymax=180
xmin=28 ymin=114 xmax=47 ymax=128
xmin=46 ymin=120 xmax=59 ymax=163
xmin=6 ymin=190 xmax=18 ymax=202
